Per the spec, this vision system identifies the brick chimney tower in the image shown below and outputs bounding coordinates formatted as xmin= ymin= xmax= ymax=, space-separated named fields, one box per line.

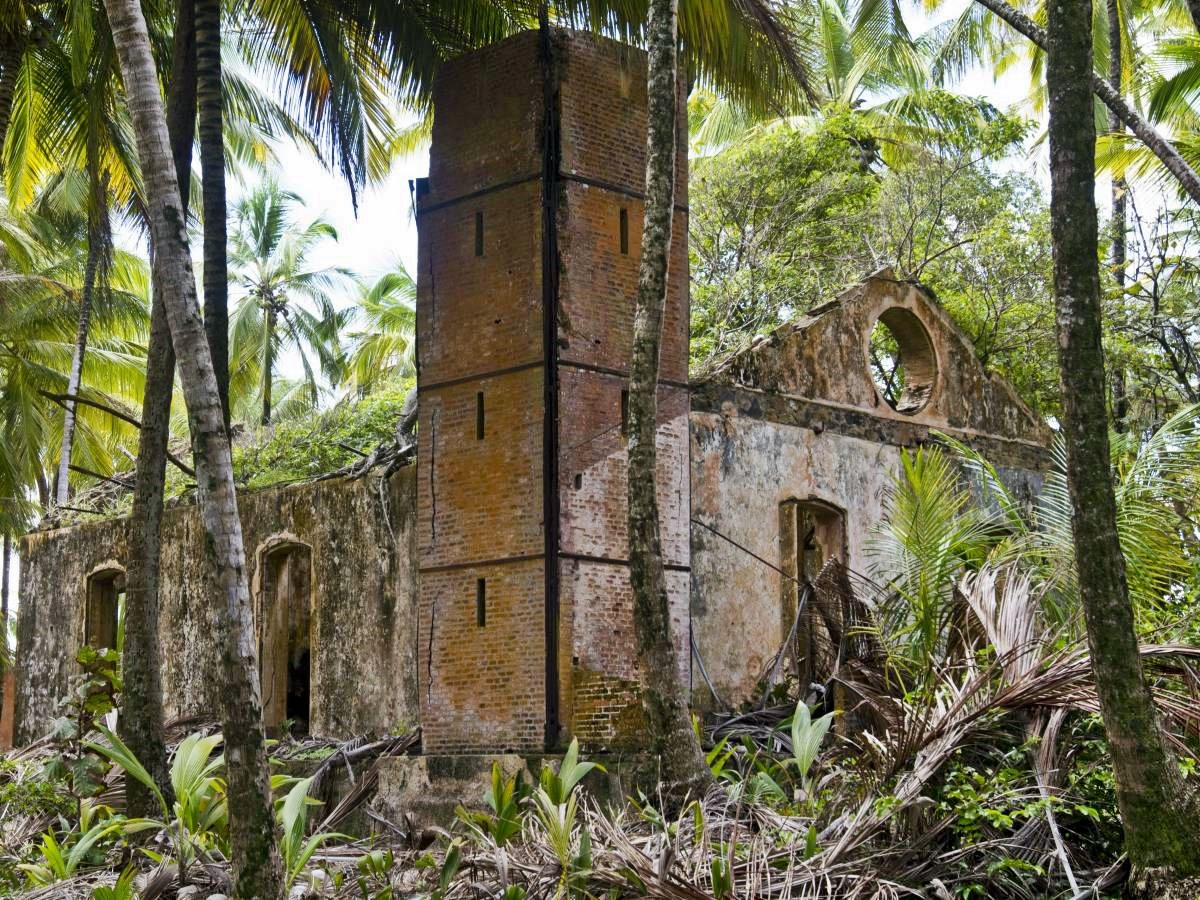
xmin=415 ymin=28 xmax=690 ymax=755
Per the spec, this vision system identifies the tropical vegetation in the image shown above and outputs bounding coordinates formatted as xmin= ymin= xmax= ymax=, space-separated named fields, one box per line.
xmin=2 ymin=0 xmax=1200 ymax=894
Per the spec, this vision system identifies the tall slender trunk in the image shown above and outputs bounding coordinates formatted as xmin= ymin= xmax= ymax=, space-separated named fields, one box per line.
xmin=261 ymin=302 xmax=274 ymax=426
xmin=120 ymin=0 xmax=195 ymax=818
xmin=195 ymin=0 xmax=229 ymax=430
xmin=101 ymin=0 xmax=282 ymax=895
xmin=627 ymin=0 xmax=711 ymax=805
xmin=54 ymin=166 xmax=110 ymax=508
xmin=1 ymin=534 xmax=10 ymax=718
xmin=974 ymin=0 xmax=1200 ymax=206
xmin=1046 ymin=0 xmax=1200 ymax=892
xmin=0 ymin=29 xmax=25 ymax=167
xmin=1108 ymin=0 xmax=1128 ymax=430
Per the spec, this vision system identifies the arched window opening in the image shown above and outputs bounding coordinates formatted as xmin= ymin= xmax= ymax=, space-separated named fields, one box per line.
xmin=868 ymin=307 xmax=937 ymax=415
xmin=85 ymin=569 xmax=124 ymax=652
xmin=258 ymin=543 xmax=313 ymax=736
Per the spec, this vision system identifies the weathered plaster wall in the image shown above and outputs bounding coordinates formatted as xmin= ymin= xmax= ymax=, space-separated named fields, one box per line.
xmin=689 ymin=274 xmax=1051 ymax=711
xmin=15 ymin=467 xmax=418 ymax=744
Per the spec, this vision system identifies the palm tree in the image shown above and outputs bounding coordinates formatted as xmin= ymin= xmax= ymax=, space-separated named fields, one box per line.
xmin=227 ymin=179 xmax=350 ymax=426
xmin=101 ymin=0 xmax=284 ymax=894
xmin=0 ymin=190 xmax=148 ymax=523
xmin=627 ymin=0 xmax=713 ymax=803
xmin=343 ymin=264 xmax=416 ymax=397
xmin=1045 ymin=0 xmax=1200 ymax=885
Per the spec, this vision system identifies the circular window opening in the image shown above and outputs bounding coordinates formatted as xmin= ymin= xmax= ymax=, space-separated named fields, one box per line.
xmin=868 ymin=307 xmax=937 ymax=414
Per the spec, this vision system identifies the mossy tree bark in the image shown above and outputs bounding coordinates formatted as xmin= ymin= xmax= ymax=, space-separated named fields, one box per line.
xmin=196 ymin=0 xmax=229 ymax=430
xmin=627 ymin=0 xmax=712 ymax=806
xmin=0 ymin=27 xmax=25 ymax=169
xmin=100 ymin=0 xmax=283 ymax=895
xmin=1107 ymin=0 xmax=1128 ymax=430
xmin=1046 ymin=0 xmax=1200 ymax=891
xmin=120 ymin=0 xmax=195 ymax=819
xmin=1 ymin=534 xmax=9 ymax=715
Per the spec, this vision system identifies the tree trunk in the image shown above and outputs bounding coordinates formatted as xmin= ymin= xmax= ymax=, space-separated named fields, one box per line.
xmin=195 ymin=0 xmax=229 ymax=430
xmin=54 ymin=166 xmax=110 ymax=509
xmin=100 ymin=0 xmax=283 ymax=895
xmin=0 ymin=29 xmax=25 ymax=168
xmin=261 ymin=302 xmax=274 ymax=426
xmin=627 ymin=0 xmax=712 ymax=806
xmin=120 ymin=0 xmax=195 ymax=819
xmin=1 ymin=534 xmax=10 ymax=717
xmin=974 ymin=0 xmax=1200 ymax=206
xmin=1046 ymin=0 xmax=1200 ymax=892
xmin=1107 ymin=0 xmax=1128 ymax=430
xmin=1186 ymin=0 xmax=1200 ymax=35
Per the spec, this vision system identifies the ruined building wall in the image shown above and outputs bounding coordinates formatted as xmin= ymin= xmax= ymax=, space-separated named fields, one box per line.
xmin=14 ymin=468 xmax=418 ymax=744
xmin=689 ymin=274 xmax=1052 ymax=711
xmin=416 ymin=29 xmax=690 ymax=755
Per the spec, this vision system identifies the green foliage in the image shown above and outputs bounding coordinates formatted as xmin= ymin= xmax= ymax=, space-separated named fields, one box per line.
xmin=707 ymin=703 xmax=835 ymax=816
xmin=277 ymin=776 xmax=346 ymax=889
xmin=458 ymin=762 xmax=527 ymax=845
xmin=786 ymin=701 xmax=835 ymax=800
xmin=227 ymin=177 xmax=352 ymax=426
xmin=355 ymin=848 xmax=395 ymax=900
xmin=91 ymin=865 xmax=137 ymax=900
xmin=0 ymin=759 xmax=73 ymax=822
xmin=942 ymin=406 xmax=1200 ymax=639
xmin=87 ymin=727 xmax=346 ymax=888
xmin=229 ymin=385 xmax=410 ymax=489
xmin=44 ymin=647 xmax=121 ymax=805
xmin=532 ymin=739 xmax=600 ymax=895
xmin=937 ymin=755 xmax=1047 ymax=846
xmin=688 ymin=108 xmax=1055 ymax=413
xmin=868 ymin=448 xmax=994 ymax=674
xmin=17 ymin=800 xmax=125 ymax=886
xmin=689 ymin=109 xmax=879 ymax=367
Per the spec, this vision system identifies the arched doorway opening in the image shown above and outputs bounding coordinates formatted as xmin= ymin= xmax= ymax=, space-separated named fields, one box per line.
xmin=85 ymin=568 xmax=124 ymax=652
xmin=779 ymin=498 xmax=846 ymax=596
xmin=257 ymin=542 xmax=313 ymax=736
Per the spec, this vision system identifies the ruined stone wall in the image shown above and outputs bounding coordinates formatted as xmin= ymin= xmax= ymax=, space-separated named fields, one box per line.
xmin=14 ymin=468 xmax=418 ymax=744
xmin=689 ymin=275 xmax=1051 ymax=711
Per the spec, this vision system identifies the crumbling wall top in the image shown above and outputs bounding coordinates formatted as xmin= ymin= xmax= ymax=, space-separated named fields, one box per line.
xmin=698 ymin=269 xmax=1052 ymax=447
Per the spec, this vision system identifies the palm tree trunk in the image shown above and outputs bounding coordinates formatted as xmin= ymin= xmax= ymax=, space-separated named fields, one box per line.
xmin=628 ymin=0 xmax=711 ymax=806
xmin=261 ymin=302 xmax=274 ymax=426
xmin=120 ymin=0 xmax=195 ymax=819
xmin=195 ymin=0 xmax=229 ymax=430
xmin=0 ymin=28 xmax=25 ymax=168
xmin=975 ymin=0 xmax=1200 ymax=206
xmin=1107 ymin=0 xmax=1128 ymax=430
xmin=1 ymin=534 xmax=10 ymax=719
xmin=101 ymin=0 xmax=282 ymax=894
xmin=54 ymin=166 xmax=110 ymax=509
xmin=1046 ymin=0 xmax=1200 ymax=891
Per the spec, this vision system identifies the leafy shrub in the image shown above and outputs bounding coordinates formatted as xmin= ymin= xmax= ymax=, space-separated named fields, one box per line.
xmin=230 ymin=384 xmax=411 ymax=489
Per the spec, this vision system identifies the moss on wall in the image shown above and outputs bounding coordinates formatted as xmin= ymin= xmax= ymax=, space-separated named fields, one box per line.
xmin=15 ymin=466 xmax=418 ymax=744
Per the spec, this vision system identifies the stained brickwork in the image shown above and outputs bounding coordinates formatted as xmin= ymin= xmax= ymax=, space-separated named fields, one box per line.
xmin=417 ymin=28 xmax=690 ymax=754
